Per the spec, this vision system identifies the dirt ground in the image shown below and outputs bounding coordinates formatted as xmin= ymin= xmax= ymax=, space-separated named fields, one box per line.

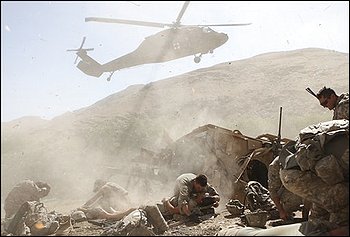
xmin=41 ymin=198 xmax=246 ymax=236
xmin=62 ymin=202 xmax=306 ymax=236
xmin=0 ymin=198 xmax=307 ymax=236
xmin=1 ymin=199 xmax=304 ymax=236
xmin=66 ymin=208 xmax=244 ymax=236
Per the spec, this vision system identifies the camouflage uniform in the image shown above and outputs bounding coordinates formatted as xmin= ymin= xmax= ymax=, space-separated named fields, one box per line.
xmin=333 ymin=92 xmax=349 ymax=120
xmin=4 ymin=180 xmax=50 ymax=218
xmin=280 ymin=169 xmax=348 ymax=226
xmin=280 ymin=120 xmax=349 ymax=228
xmin=169 ymin=173 xmax=219 ymax=215
xmin=268 ymin=156 xmax=303 ymax=215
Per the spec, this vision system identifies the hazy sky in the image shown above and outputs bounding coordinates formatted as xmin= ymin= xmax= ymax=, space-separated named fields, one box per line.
xmin=1 ymin=1 xmax=349 ymax=122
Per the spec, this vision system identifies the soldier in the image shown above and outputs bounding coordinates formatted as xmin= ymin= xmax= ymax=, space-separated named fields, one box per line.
xmin=79 ymin=179 xmax=136 ymax=220
xmin=162 ymin=173 xmax=220 ymax=216
xmin=268 ymin=151 xmax=309 ymax=221
xmin=316 ymin=86 xmax=349 ymax=120
xmin=280 ymin=120 xmax=349 ymax=233
xmin=4 ymin=179 xmax=51 ymax=219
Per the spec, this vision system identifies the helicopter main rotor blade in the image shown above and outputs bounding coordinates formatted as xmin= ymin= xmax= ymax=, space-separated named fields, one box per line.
xmin=174 ymin=1 xmax=190 ymax=26
xmin=187 ymin=23 xmax=252 ymax=27
xmin=85 ymin=17 xmax=171 ymax=28
xmin=66 ymin=48 xmax=94 ymax=52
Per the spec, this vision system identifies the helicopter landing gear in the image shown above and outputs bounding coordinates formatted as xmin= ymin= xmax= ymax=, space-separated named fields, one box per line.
xmin=194 ymin=56 xmax=201 ymax=63
xmin=194 ymin=54 xmax=202 ymax=63
xmin=106 ymin=71 xmax=115 ymax=81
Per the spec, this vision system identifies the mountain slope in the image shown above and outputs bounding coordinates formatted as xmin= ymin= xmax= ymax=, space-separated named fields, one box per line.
xmin=1 ymin=47 xmax=348 ymax=202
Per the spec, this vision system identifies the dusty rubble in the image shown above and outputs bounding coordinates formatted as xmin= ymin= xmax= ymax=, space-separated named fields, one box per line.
xmin=66 ymin=208 xmax=244 ymax=236
xmin=65 ymin=204 xmax=302 ymax=236
xmin=66 ymin=213 xmax=304 ymax=236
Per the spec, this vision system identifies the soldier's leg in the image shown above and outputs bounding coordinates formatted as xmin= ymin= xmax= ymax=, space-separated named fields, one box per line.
xmin=280 ymin=169 xmax=348 ymax=226
xmin=162 ymin=196 xmax=179 ymax=214
xmin=340 ymin=148 xmax=349 ymax=178
xmin=302 ymin=199 xmax=312 ymax=220
xmin=309 ymin=203 xmax=330 ymax=222
xmin=280 ymin=189 xmax=303 ymax=216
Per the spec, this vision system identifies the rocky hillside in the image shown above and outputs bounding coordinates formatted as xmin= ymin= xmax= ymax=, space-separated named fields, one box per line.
xmin=1 ymin=48 xmax=348 ymax=204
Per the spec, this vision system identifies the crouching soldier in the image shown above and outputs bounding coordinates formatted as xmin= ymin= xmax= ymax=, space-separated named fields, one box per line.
xmin=161 ymin=173 xmax=220 ymax=219
xmin=2 ymin=179 xmax=59 ymax=235
xmin=280 ymin=119 xmax=349 ymax=235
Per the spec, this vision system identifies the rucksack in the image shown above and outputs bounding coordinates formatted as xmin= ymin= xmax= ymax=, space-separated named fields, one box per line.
xmin=297 ymin=119 xmax=348 ymax=150
xmin=6 ymin=201 xmax=70 ymax=236
xmin=295 ymin=120 xmax=348 ymax=184
xmin=244 ymin=181 xmax=277 ymax=213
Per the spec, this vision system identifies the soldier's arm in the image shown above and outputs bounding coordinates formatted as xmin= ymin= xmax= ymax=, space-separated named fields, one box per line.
xmin=178 ymin=185 xmax=191 ymax=216
xmin=333 ymin=96 xmax=349 ymax=120
xmin=206 ymin=185 xmax=220 ymax=203
xmin=268 ymin=159 xmax=288 ymax=220
xmin=82 ymin=190 xmax=103 ymax=208
xmin=207 ymin=184 xmax=219 ymax=196
xmin=268 ymin=159 xmax=282 ymax=199
xmin=33 ymin=181 xmax=51 ymax=199
xmin=271 ymin=195 xmax=288 ymax=221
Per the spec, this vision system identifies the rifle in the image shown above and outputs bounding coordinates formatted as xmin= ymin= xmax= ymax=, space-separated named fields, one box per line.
xmin=234 ymin=107 xmax=289 ymax=184
xmin=277 ymin=106 xmax=282 ymax=146
xmin=273 ymin=107 xmax=283 ymax=157
xmin=305 ymin=87 xmax=318 ymax=99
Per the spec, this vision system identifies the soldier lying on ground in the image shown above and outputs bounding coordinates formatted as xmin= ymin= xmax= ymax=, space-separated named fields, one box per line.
xmin=161 ymin=173 xmax=220 ymax=217
xmin=78 ymin=179 xmax=136 ymax=220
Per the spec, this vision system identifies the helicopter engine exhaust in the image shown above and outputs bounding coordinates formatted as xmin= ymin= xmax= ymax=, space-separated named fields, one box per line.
xmin=77 ymin=60 xmax=103 ymax=78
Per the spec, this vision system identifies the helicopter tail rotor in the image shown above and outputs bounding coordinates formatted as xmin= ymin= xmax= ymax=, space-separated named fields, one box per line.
xmin=67 ymin=37 xmax=94 ymax=64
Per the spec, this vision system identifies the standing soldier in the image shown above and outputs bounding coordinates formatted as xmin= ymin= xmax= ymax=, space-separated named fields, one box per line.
xmin=316 ymin=86 xmax=349 ymax=120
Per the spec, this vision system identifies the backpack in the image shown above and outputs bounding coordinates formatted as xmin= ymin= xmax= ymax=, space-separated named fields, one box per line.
xmin=295 ymin=120 xmax=348 ymax=184
xmin=278 ymin=140 xmax=298 ymax=170
xmin=6 ymin=201 xmax=70 ymax=236
xmin=244 ymin=181 xmax=277 ymax=213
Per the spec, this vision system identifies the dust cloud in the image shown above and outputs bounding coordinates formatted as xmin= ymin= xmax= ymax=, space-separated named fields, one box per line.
xmin=2 ymin=48 xmax=348 ymax=217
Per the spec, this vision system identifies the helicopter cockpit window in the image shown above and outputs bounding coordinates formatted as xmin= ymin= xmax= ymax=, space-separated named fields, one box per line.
xmin=202 ymin=27 xmax=213 ymax=33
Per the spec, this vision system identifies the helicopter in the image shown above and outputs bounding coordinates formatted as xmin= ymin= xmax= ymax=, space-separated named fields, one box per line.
xmin=68 ymin=1 xmax=251 ymax=81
